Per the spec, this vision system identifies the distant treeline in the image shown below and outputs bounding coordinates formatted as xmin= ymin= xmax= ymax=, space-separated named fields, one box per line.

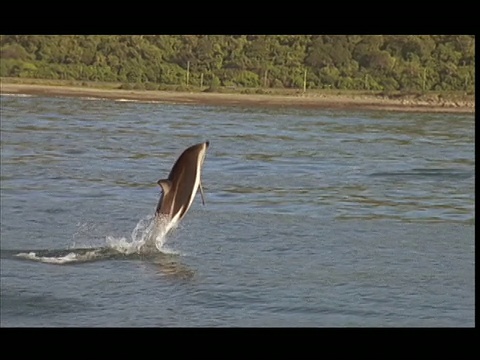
xmin=0 ymin=35 xmax=475 ymax=92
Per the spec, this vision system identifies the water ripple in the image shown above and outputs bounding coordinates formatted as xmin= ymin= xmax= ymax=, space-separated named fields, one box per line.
xmin=0 ymin=95 xmax=474 ymax=326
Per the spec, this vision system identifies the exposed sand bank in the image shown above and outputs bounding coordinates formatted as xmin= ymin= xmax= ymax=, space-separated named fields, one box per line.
xmin=1 ymin=83 xmax=475 ymax=114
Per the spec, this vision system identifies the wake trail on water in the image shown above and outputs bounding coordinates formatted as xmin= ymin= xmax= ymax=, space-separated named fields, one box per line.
xmin=14 ymin=214 xmax=180 ymax=265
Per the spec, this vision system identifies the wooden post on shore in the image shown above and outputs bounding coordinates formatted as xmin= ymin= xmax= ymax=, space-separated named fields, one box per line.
xmin=200 ymin=73 xmax=204 ymax=90
xmin=264 ymin=69 xmax=268 ymax=88
xmin=303 ymin=69 xmax=307 ymax=93
xmin=422 ymin=68 xmax=427 ymax=92
xmin=186 ymin=61 xmax=190 ymax=86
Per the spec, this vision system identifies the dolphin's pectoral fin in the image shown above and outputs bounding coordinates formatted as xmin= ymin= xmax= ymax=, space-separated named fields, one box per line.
xmin=199 ymin=181 xmax=206 ymax=206
xmin=157 ymin=179 xmax=172 ymax=194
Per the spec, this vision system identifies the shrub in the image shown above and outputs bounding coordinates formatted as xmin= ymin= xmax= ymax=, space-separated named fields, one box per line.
xmin=120 ymin=83 xmax=134 ymax=90
xmin=133 ymin=83 xmax=146 ymax=90
xmin=144 ymin=82 xmax=159 ymax=91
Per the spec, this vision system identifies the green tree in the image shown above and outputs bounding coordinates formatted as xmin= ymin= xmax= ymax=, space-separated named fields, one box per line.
xmin=0 ymin=35 xmax=474 ymax=92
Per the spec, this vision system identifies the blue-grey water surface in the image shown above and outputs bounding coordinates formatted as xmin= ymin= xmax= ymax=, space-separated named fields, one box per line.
xmin=0 ymin=94 xmax=475 ymax=327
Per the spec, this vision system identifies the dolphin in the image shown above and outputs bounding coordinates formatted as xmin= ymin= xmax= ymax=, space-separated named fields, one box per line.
xmin=155 ymin=141 xmax=209 ymax=232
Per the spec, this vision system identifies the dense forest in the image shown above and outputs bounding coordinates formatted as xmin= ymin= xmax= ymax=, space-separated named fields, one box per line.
xmin=0 ymin=35 xmax=475 ymax=93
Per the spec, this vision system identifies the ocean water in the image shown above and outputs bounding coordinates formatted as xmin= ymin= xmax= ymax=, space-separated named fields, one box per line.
xmin=0 ymin=94 xmax=475 ymax=327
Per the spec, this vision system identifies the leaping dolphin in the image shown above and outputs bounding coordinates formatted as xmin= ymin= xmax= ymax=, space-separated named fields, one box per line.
xmin=155 ymin=141 xmax=209 ymax=233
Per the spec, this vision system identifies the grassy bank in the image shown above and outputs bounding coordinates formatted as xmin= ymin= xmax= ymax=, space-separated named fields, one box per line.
xmin=1 ymin=77 xmax=475 ymax=114
xmin=2 ymin=76 xmax=475 ymax=99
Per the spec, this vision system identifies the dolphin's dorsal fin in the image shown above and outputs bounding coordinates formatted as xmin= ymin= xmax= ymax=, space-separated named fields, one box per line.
xmin=157 ymin=179 xmax=172 ymax=194
xmin=199 ymin=181 xmax=206 ymax=206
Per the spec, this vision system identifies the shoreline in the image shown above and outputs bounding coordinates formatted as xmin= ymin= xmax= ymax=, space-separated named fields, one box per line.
xmin=1 ymin=83 xmax=475 ymax=114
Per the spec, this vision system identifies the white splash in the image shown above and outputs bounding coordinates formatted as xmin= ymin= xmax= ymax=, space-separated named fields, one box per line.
xmin=15 ymin=214 xmax=180 ymax=264
xmin=105 ymin=214 xmax=179 ymax=255
xmin=16 ymin=251 xmax=76 ymax=264
xmin=16 ymin=249 xmax=103 ymax=264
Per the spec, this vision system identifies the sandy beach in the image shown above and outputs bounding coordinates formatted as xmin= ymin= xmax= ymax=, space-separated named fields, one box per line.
xmin=1 ymin=83 xmax=475 ymax=114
